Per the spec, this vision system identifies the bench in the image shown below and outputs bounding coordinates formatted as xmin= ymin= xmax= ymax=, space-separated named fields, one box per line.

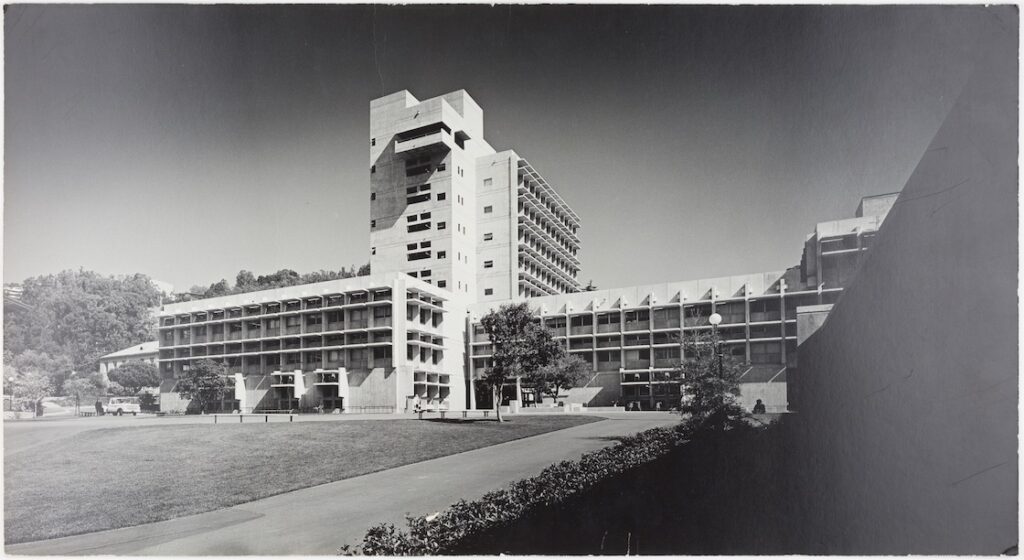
xmin=417 ymin=409 xmax=492 ymax=420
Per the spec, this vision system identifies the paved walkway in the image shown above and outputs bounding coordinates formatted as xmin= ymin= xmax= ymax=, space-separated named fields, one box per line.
xmin=7 ymin=415 xmax=677 ymax=556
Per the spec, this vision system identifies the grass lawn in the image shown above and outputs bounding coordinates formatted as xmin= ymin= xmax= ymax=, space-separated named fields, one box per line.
xmin=4 ymin=415 xmax=598 ymax=544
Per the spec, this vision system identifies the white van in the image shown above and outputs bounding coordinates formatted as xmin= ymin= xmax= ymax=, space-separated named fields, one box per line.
xmin=105 ymin=397 xmax=141 ymax=416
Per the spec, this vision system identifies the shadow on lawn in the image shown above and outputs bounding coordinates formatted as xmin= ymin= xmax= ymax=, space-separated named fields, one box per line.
xmin=422 ymin=418 xmax=503 ymax=424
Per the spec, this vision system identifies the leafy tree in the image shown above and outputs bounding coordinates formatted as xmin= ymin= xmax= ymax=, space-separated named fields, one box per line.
xmin=235 ymin=270 xmax=257 ymax=292
xmin=205 ymin=279 xmax=231 ymax=298
xmin=674 ymin=329 xmax=748 ymax=433
xmin=6 ymin=350 xmax=72 ymax=393
xmin=479 ymin=303 xmax=563 ymax=422
xmin=3 ymin=270 xmax=161 ymax=373
xmin=175 ymin=359 xmax=227 ymax=414
xmin=526 ymin=352 xmax=591 ymax=404
xmin=107 ymin=362 xmax=160 ymax=395
xmin=5 ymin=370 xmax=53 ymax=416
xmin=176 ymin=265 xmax=374 ymax=301
xmin=63 ymin=373 xmax=107 ymax=402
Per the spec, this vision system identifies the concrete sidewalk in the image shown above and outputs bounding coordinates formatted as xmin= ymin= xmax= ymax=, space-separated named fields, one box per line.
xmin=7 ymin=416 xmax=677 ymax=556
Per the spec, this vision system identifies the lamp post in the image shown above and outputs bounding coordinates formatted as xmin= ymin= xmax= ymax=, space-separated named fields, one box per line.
xmin=69 ymin=371 xmax=80 ymax=416
xmin=708 ymin=313 xmax=724 ymax=378
xmin=7 ymin=376 xmax=15 ymax=418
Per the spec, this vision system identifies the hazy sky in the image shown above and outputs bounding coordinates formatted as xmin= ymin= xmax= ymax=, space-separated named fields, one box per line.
xmin=4 ymin=5 xmax=993 ymax=290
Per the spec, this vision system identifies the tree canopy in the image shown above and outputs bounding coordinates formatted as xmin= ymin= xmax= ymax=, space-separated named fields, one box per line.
xmin=526 ymin=352 xmax=591 ymax=403
xmin=673 ymin=329 xmax=748 ymax=432
xmin=107 ymin=362 xmax=160 ymax=395
xmin=174 ymin=265 xmax=371 ymax=302
xmin=175 ymin=359 xmax=228 ymax=413
xmin=479 ymin=303 xmax=563 ymax=421
xmin=3 ymin=270 xmax=161 ymax=376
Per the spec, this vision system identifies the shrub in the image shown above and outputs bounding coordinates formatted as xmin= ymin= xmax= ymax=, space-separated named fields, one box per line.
xmin=339 ymin=425 xmax=688 ymax=555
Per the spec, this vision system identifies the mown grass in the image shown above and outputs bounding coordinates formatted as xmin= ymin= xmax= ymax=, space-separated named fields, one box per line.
xmin=4 ymin=416 xmax=597 ymax=543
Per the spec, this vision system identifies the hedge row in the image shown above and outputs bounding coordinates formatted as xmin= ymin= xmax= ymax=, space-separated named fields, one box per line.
xmin=339 ymin=425 xmax=689 ymax=556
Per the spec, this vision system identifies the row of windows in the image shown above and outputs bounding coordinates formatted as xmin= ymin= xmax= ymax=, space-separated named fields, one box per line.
xmin=160 ymin=292 xmax=394 ymax=327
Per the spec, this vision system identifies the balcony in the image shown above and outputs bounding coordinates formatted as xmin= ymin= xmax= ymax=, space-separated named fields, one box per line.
xmin=622 ymin=372 xmax=650 ymax=383
xmin=395 ymin=129 xmax=456 ymax=155
xmin=314 ymin=372 xmax=341 ymax=385
xmin=653 ymin=318 xmax=681 ymax=330
xmin=596 ymin=323 xmax=621 ymax=334
xmin=569 ymin=325 xmax=593 ymax=335
xmin=624 ymin=360 xmax=651 ymax=370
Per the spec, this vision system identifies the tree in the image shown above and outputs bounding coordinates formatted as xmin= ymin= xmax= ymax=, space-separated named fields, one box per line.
xmin=63 ymin=373 xmax=107 ymax=402
xmin=107 ymin=362 xmax=160 ymax=395
xmin=3 ymin=270 xmax=161 ymax=373
xmin=673 ymin=329 xmax=748 ymax=433
xmin=357 ymin=263 xmax=371 ymax=276
xmin=5 ymin=370 xmax=53 ymax=417
xmin=175 ymin=359 xmax=227 ymax=414
xmin=6 ymin=350 xmax=72 ymax=394
xmin=526 ymin=352 xmax=591 ymax=404
xmin=479 ymin=303 xmax=563 ymax=422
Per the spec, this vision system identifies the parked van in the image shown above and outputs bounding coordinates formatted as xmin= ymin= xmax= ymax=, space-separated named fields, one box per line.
xmin=105 ymin=397 xmax=141 ymax=416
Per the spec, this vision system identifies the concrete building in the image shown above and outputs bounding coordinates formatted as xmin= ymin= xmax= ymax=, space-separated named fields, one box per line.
xmin=369 ymin=90 xmax=580 ymax=305
xmin=157 ymin=88 xmax=894 ymax=414
xmin=157 ymin=274 xmax=463 ymax=413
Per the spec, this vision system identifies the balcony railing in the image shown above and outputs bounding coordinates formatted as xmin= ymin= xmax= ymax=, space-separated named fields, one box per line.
xmin=597 ymin=323 xmax=620 ymax=334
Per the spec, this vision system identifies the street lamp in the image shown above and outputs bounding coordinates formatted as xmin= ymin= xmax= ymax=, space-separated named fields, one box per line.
xmin=708 ymin=313 xmax=724 ymax=377
xmin=70 ymin=371 xmax=80 ymax=416
xmin=7 ymin=376 xmax=15 ymax=418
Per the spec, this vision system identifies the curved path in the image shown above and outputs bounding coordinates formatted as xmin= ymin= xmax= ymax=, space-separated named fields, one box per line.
xmin=8 ymin=414 xmax=677 ymax=556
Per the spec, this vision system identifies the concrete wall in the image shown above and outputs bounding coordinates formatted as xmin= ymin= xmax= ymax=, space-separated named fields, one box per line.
xmin=788 ymin=11 xmax=1017 ymax=553
xmin=476 ymin=151 xmax=520 ymax=302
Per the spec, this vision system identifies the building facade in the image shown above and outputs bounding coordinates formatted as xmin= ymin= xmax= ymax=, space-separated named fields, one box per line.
xmin=99 ymin=341 xmax=159 ymax=378
xmin=157 ymin=88 xmax=896 ymax=414
xmin=157 ymin=274 xmax=464 ymax=413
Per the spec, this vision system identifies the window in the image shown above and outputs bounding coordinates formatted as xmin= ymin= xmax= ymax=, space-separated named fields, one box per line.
xmin=437 ymin=251 xmax=446 ymax=259
xmin=420 ymin=270 xmax=432 ymax=278
xmin=483 ymin=205 xmax=493 ymax=214
xmin=370 ymin=220 xmax=376 ymax=228
xmin=420 ymin=241 xmax=431 ymax=248
xmin=408 ymin=271 xmax=418 ymax=278
xmin=371 ymin=247 xmax=376 ymax=255
xmin=407 ymin=222 xmax=430 ymax=233
xmin=438 ymin=221 xmax=446 ymax=230
xmin=484 ymin=288 xmax=493 ymax=296
xmin=437 ymin=163 xmax=446 ymax=171
xmin=370 ymin=138 xmax=376 ymax=146
xmin=408 ymin=251 xmax=430 ymax=261
xmin=370 ymin=165 xmax=376 ymax=173
xmin=407 ymin=215 xmax=417 ymax=223
xmin=407 ymin=243 xmax=417 ymax=250
xmin=438 ymin=280 xmax=447 ymax=288
xmin=437 ymin=192 xmax=446 ymax=201
xmin=484 ymin=260 xmax=493 ymax=268
xmin=483 ymin=178 xmax=493 ymax=186
xmin=370 ymin=192 xmax=376 ymax=201
xmin=420 ymin=212 xmax=431 ymax=220
xmin=483 ymin=232 xmax=493 ymax=241
xmin=407 ymin=193 xmax=430 ymax=204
